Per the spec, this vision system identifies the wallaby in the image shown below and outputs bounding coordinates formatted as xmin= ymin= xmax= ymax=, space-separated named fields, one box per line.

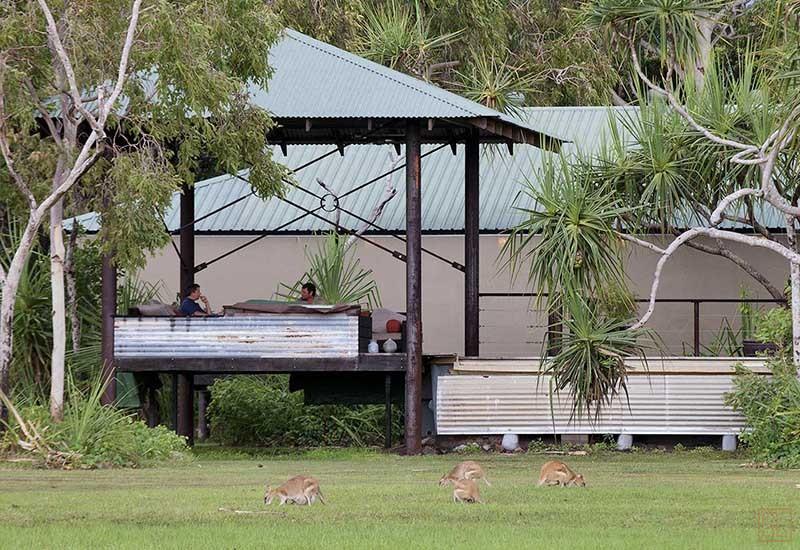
xmin=537 ymin=460 xmax=586 ymax=487
xmin=452 ymin=479 xmax=482 ymax=504
xmin=439 ymin=461 xmax=491 ymax=487
xmin=264 ymin=476 xmax=326 ymax=505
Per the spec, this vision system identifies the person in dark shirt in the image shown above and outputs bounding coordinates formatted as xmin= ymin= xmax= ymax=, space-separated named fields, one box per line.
xmin=299 ymin=282 xmax=319 ymax=304
xmin=180 ymin=284 xmax=212 ymax=316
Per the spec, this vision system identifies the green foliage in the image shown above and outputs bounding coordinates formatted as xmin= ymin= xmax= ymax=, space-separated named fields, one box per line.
xmin=453 ymin=50 xmax=536 ymax=115
xmin=583 ymin=0 xmax=728 ymax=65
xmin=726 ymin=359 xmax=800 ymax=468
xmin=278 ymin=233 xmax=381 ymax=309
xmin=276 ymin=0 xmax=621 ymax=106
xmin=1 ymin=375 xmax=187 ymax=468
xmin=0 ymin=0 xmax=287 ymax=273
xmin=755 ymin=307 xmax=792 ymax=351
xmin=1 ymin=222 xmax=102 ymax=399
xmin=207 ymin=376 xmax=401 ymax=447
xmin=545 ymin=295 xmax=653 ymax=420
xmin=356 ymin=0 xmax=462 ymax=77
xmin=93 ymin=153 xmax=180 ymax=271
xmin=596 ymin=280 xmax=637 ymax=323
xmin=502 ymin=155 xmax=631 ymax=311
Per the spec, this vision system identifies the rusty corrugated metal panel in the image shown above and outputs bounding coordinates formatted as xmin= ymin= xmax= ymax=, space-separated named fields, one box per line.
xmin=114 ymin=314 xmax=358 ymax=358
xmin=452 ymin=356 xmax=770 ymax=375
xmin=436 ymin=373 xmax=750 ymax=435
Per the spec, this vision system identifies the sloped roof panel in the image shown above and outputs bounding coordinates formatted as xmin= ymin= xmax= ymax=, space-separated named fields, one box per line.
xmin=254 ymin=29 xmax=527 ymax=122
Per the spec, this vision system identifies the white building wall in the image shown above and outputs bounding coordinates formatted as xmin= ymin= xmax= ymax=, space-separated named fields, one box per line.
xmin=136 ymin=234 xmax=788 ymax=356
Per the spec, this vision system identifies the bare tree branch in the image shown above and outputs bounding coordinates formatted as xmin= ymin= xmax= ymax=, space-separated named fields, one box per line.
xmin=618 ymin=233 xmax=666 ymax=254
xmin=0 ymin=59 xmax=37 ymax=209
xmin=37 ymin=0 xmax=102 ymax=132
xmin=709 ymin=187 xmax=762 ymax=225
xmin=628 ymin=40 xmax=759 ymax=156
xmin=632 ymin=227 xmax=800 ymax=330
xmin=345 ymin=153 xmax=401 ymax=251
xmin=685 ymin=238 xmax=784 ymax=300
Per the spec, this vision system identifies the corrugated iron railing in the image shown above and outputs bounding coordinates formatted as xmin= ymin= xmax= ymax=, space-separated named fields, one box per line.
xmin=436 ymin=373 xmax=748 ymax=435
xmin=114 ymin=314 xmax=359 ymax=359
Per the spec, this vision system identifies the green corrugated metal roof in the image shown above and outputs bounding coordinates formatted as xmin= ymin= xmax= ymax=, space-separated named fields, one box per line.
xmin=252 ymin=29 xmax=556 ymax=137
xmin=69 ymin=105 xmax=784 ymax=234
xmin=70 ymin=107 xmax=638 ymax=234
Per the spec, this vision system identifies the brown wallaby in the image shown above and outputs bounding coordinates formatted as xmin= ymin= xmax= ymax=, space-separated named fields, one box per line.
xmin=452 ymin=479 xmax=482 ymax=504
xmin=264 ymin=476 xmax=326 ymax=505
xmin=537 ymin=460 xmax=586 ymax=487
xmin=439 ymin=460 xmax=491 ymax=487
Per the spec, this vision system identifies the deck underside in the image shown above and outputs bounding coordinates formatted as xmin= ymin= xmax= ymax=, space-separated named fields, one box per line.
xmin=115 ymin=353 xmax=406 ymax=374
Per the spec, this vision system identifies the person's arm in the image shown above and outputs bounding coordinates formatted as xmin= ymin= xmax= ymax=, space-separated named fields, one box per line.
xmin=199 ymin=294 xmax=212 ymax=315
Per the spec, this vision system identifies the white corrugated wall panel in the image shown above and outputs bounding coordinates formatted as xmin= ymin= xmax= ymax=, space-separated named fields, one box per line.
xmin=436 ymin=374 xmax=747 ymax=435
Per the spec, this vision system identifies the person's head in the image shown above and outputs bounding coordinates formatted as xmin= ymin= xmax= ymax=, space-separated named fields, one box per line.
xmin=300 ymin=282 xmax=316 ymax=302
xmin=185 ymin=284 xmax=201 ymax=300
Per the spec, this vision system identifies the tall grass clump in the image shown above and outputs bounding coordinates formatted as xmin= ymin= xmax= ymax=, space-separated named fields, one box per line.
xmin=0 ymin=374 xmax=187 ymax=468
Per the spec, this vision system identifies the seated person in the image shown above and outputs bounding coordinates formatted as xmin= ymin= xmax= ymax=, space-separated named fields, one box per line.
xmin=298 ymin=282 xmax=321 ymax=305
xmin=180 ymin=284 xmax=213 ymax=316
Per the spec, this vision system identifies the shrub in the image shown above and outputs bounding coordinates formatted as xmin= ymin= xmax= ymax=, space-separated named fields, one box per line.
xmin=207 ymin=375 xmax=401 ymax=447
xmin=754 ymin=307 xmax=792 ymax=351
xmin=1 ymin=376 xmax=188 ymax=468
xmin=725 ymin=359 xmax=800 ymax=468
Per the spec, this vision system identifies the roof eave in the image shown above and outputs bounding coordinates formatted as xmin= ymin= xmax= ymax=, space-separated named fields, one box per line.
xmin=464 ymin=117 xmax=563 ymax=152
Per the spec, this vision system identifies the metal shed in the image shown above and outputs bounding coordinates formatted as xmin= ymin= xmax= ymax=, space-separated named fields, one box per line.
xmin=99 ymin=28 xmax=563 ymax=452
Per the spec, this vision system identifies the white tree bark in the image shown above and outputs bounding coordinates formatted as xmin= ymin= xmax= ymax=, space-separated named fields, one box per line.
xmin=49 ymin=189 xmax=66 ymax=422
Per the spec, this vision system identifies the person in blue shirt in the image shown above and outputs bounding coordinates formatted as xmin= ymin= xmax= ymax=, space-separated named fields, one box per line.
xmin=180 ymin=284 xmax=212 ymax=316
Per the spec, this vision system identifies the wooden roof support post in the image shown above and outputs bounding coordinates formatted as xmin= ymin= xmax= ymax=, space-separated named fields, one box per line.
xmin=404 ymin=120 xmax=423 ymax=455
xmin=464 ymin=131 xmax=480 ymax=357
xmin=178 ymin=183 xmax=196 ymax=444
xmin=100 ymin=251 xmax=117 ymax=406
xmin=179 ymin=182 xmax=195 ymax=298
xmin=177 ymin=373 xmax=195 ymax=446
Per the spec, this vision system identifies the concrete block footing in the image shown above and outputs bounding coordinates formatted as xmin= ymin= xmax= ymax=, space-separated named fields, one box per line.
xmin=617 ymin=434 xmax=634 ymax=451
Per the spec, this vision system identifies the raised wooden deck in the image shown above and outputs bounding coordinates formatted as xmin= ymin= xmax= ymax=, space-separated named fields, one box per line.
xmin=116 ymin=353 xmax=406 ymax=373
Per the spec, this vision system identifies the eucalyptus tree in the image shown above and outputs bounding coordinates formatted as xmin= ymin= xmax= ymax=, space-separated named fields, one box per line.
xmin=0 ymin=1 xmax=286 ymax=421
xmin=503 ymin=0 xmax=800 ymax=416
xmin=583 ymin=0 xmax=800 ymax=365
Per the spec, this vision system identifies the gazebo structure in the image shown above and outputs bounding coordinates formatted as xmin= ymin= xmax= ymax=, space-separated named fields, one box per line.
xmin=101 ymin=29 xmax=561 ymax=453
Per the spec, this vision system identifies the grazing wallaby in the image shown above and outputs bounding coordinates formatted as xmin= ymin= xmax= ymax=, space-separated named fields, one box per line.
xmin=538 ymin=460 xmax=586 ymax=487
xmin=264 ymin=476 xmax=326 ymax=505
xmin=452 ymin=479 xmax=482 ymax=504
xmin=439 ymin=461 xmax=492 ymax=487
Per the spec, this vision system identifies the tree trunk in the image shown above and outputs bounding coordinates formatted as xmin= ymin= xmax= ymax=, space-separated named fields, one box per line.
xmin=49 ymin=196 xmax=66 ymax=422
xmin=694 ymin=16 xmax=715 ymax=90
xmin=65 ymin=219 xmax=80 ymax=353
xmin=0 ymin=217 xmax=42 ymax=424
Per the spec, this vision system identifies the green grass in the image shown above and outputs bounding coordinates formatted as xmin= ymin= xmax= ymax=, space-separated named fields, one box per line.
xmin=0 ymin=448 xmax=797 ymax=549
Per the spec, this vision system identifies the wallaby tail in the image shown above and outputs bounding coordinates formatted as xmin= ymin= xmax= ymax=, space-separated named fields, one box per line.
xmin=317 ymin=490 xmax=326 ymax=505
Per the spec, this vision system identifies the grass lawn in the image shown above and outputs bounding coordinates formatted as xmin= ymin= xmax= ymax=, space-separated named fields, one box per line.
xmin=0 ymin=447 xmax=797 ymax=549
